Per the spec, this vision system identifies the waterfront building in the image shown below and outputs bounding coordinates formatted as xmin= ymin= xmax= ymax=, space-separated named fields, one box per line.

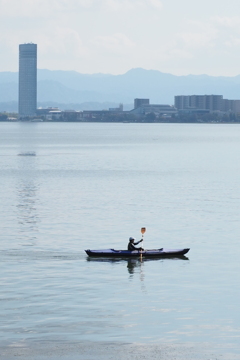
xmin=174 ymin=95 xmax=223 ymax=111
xmin=18 ymin=43 xmax=37 ymax=118
xmin=36 ymin=107 xmax=60 ymax=116
xmin=109 ymin=103 xmax=123 ymax=112
xmin=221 ymin=99 xmax=240 ymax=114
xmin=131 ymin=103 xmax=177 ymax=116
xmin=134 ymin=98 xmax=149 ymax=109
xmin=205 ymin=95 xmax=223 ymax=111
xmin=174 ymin=95 xmax=191 ymax=110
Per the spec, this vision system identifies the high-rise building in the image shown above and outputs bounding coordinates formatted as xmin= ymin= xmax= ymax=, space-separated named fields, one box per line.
xmin=134 ymin=98 xmax=149 ymax=109
xmin=174 ymin=95 xmax=191 ymax=110
xmin=222 ymin=99 xmax=240 ymax=113
xmin=18 ymin=43 xmax=37 ymax=118
xmin=175 ymin=95 xmax=223 ymax=111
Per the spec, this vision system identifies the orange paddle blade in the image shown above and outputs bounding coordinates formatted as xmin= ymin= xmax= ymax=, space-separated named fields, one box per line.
xmin=141 ymin=227 xmax=146 ymax=235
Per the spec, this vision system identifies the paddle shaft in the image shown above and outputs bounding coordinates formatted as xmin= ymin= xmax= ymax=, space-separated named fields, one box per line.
xmin=140 ymin=227 xmax=146 ymax=256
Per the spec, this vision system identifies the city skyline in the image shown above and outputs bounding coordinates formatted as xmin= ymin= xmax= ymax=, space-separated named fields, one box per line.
xmin=0 ymin=0 xmax=240 ymax=76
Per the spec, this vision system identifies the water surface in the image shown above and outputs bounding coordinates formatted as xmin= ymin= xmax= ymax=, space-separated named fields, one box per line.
xmin=1 ymin=122 xmax=240 ymax=357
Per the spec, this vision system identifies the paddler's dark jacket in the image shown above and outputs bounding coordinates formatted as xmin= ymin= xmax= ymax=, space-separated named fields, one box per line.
xmin=128 ymin=240 xmax=142 ymax=251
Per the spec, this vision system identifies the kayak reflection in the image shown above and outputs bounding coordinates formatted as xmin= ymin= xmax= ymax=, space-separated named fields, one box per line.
xmin=127 ymin=259 xmax=140 ymax=275
xmin=86 ymin=256 xmax=189 ymax=276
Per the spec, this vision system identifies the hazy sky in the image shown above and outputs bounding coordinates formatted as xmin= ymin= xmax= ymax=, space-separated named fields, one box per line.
xmin=1 ymin=0 xmax=240 ymax=76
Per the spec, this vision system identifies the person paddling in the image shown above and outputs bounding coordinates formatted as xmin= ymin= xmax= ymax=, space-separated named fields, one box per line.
xmin=128 ymin=237 xmax=144 ymax=251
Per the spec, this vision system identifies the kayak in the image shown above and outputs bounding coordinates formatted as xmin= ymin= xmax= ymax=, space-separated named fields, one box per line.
xmin=85 ymin=248 xmax=190 ymax=258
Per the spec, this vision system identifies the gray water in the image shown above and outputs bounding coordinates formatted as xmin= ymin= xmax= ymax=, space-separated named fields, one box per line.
xmin=1 ymin=122 xmax=240 ymax=357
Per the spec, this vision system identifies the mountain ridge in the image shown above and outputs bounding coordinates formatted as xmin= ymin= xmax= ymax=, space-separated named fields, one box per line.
xmin=1 ymin=68 xmax=240 ymax=109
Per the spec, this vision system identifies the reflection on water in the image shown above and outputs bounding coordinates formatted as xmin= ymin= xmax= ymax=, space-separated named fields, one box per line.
xmin=87 ymin=256 xmax=188 ymax=295
xmin=127 ymin=258 xmax=142 ymax=275
xmin=127 ymin=259 xmax=147 ymax=292
xmin=86 ymin=257 xmax=144 ymax=276
xmin=87 ymin=256 xmax=188 ymax=265
xmin=87 ymin=256 xmax=188 ymax=278
xmin=17 ymin=181 xmax=39 ymax=232
xmin=16 ymin=148 xmax=39 ymax=245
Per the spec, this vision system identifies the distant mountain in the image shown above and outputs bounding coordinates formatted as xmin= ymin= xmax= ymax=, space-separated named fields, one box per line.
xmin=1 ymin=68 xmax=240 ymax=111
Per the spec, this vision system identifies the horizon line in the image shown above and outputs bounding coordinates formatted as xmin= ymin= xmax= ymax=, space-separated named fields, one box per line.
xmin=0 ymin=67 xmax=240 ymax=78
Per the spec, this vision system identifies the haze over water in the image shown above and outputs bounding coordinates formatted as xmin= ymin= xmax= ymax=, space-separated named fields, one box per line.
xmin=1 ymin=122 xmax=240 ymax=359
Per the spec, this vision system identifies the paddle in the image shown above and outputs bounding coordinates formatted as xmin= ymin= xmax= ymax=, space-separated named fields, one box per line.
xmin=140 ymin=227 xmax=146 ymax=254
xmin=141 ymin=227 xmax=146 ymax=238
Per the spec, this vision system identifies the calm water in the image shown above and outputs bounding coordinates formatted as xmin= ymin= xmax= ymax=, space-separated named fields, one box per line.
xmin=1 ymin=122 xmax=240 ymax=356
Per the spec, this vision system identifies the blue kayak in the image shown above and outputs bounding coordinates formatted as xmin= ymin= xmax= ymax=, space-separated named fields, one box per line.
xmin=85 ymin=248 xmax=190 ymax=258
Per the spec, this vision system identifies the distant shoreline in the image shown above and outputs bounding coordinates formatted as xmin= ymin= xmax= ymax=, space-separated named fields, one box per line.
xmin=1 ymin=120 xmax=240 ymax=124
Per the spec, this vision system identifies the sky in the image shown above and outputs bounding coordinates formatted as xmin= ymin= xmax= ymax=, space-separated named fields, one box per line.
xmin=1 ymin=0 xmax=240 ymax=76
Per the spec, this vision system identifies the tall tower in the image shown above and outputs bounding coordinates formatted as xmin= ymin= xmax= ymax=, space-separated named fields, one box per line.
xmin=18 ymin=43 xmax=37 ymax=118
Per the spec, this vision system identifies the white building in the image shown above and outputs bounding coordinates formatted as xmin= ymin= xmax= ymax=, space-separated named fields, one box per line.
xmin=131 ymin=103 xmax=177 ymax=116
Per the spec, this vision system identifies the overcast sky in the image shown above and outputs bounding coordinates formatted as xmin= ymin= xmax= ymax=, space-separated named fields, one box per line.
xmin=1 ymin=0 xmax=240 ymax=76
